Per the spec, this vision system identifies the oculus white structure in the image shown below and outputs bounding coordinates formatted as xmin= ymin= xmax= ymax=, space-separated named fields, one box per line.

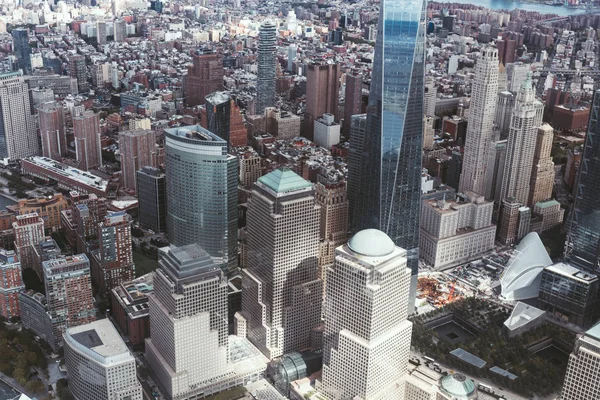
xmin=318 ymin=229 xmax=413 ymax=399
xmin=500 ymin=232 xmax=553 ymax=301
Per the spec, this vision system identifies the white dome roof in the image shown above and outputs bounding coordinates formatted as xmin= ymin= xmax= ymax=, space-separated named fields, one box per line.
xmin=348 ymin=229 xmax=395 ymax=257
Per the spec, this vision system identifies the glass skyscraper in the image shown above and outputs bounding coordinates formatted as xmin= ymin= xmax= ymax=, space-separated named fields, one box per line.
xmin=164 ymin=125 xmax=238 ymax=275
xmin=565 ymin=90 xmax=600 ymax=272
xmin=350 ymin=0 xmax=426 ymax=306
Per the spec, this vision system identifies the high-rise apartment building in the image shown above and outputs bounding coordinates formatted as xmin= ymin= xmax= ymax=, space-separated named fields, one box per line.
xmin=507 ymin=62 xmax=530 ymax=93
xmin=529 ymin=124 xmax=555 ymax=207
xmin=500 ymin=75 xmax=544 ymax=205
xmin=0 ymin=72 xmax=40 ymax=160
xmin=316 ymin=181 xmax=349 ymax=280
xmin=256 ymin=21 xmax=277 ymax=115
xmin=68 ymin=54 xmax=89 ymax=93
xmin=12 ymin=28 xmax=31 ymax=74
xmin=484 ymin=131 xmax=507 ymax=205
xmin=64 ymin=319 xmax=143 ymax=400
xmin=562 ymin=323 xmax=600 ymax=400
xmin=94 ymin=211 xmax=134 ymax=291
xmin=145 ymin=244 xmax=229 ymax=399
xmin=38 ymin=101 xmax=67 ymax=161
xmin=347 ymin=113 xmax=367 ymax=223
xmin=136 ymin=166 xmax=166 ymax=233
xmin=0 ymin=249 xmax=24 ymax=320
xmin=13 ymin=213 xmax=45 ymax=276
xmin=165 ymin=126 xmax=238 ymax=274
xmin=119 ymin=129 xmax=156 ymax=192
xmin=342 ymin=73 xmax=363 ymax=136
xmin=305 ymin=62 xmax=340 ymax=140
xmin=237 ymin=168 xmax=322 ymax=359
xmin=498 ymin=198 xmax=522 ymax=245
xmin=184 ymin=49 xmax=224 ymax=107
xmin=459 ymin=48 xmax=499 ymax=196
xmin=43 ymin=254 xmax=96 ymax=348
xmin=565 ymin=89 xmax=600 ymax=272
xmin=349 ymin=0 xmax=426 ymax=311
xmin=205 ymin=92 xmax=247 ymax=148
xmin=73 ymin=111 xmax=102 ymax=171
xmin=317 ymin=229 xmax=413 ymax=399
xmin=495 ymin=91 xmax=515 ymax=138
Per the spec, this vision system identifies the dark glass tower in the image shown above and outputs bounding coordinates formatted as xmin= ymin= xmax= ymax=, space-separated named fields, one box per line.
xmin=350 ymin=0 xmax=426 ymax=308
xmin=565 ymin=90 xmax=600 ymax=272
xmin=12 ymin=29 xmax=31 ymax=75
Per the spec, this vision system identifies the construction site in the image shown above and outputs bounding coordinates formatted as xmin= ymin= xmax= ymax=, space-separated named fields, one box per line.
xmin=415 ymin=272 xmax=474 ymax=314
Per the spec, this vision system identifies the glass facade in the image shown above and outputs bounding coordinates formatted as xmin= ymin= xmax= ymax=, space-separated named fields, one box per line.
xmin=165 ymin=126 xmax=238 ymax=275
xmin=565 ymin=90 xmax=600 ymax=272
xmin=538 ymin=265 xmax=599 ymax=328
xmin=136 ymin=166 xmax=166 ymax=233
xmin=350 ymin=0 xmax=425 ymax=280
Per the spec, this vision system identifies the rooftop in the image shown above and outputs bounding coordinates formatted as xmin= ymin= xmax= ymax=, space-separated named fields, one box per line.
xmin=546 ymin=262 xmax=598 ymax=284
xmin=165 ymin=125 xmax=225 ymax=143
xmin=348 ymin=229 xmax=396 ymax=258
xmin=257 ymin=168 xmax=312 ymax=194
xmin=65 ymin=319 xmax=133 ymax=364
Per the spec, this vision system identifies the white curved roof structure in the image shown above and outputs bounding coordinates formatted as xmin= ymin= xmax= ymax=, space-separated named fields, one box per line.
xmin=348 ymin=229 xmax=396 ymax=257
xmin=500 ymin=232 xmax=553 ymax=301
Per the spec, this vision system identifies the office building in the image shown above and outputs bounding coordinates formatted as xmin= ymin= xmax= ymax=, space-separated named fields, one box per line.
xmin=539 ymin=262 xmax=599 ymax=328
xmin=119 ymin=129 xmax=156 ymax=192
xmin=114 ymin=19 xmax=126 ymax=42
xmin=237 ymin=168 xmax=322 ymax=359
xmin=342 ymin=73 xmax=363 ymax=135
xmin=184 ymin=49 xmax=223 ymax=107
xmin=561 ymin=323 xmax=600 ymax=400
xmin=12 ymin=213 xmax=44 ymax=276
xmin=484 ymin=132 xmax=507 ymax=206
xmin=529 ymin=124 xmax=555 ymax=207
xmin=565 ymin=89 xmax=600 ymax=272
xmin=317 ymin=229 xmax=413 ymax=399
xmin=349 ymin=0 xmax=425 ymax=311
xmin=313 ymin=113 xmax=341 ymax=149
xmin=460 ymin=48 xmax=499 ymax=196
xmin=21 ymin=157 xmax=109 ymax=197
xmin=38 ymin=102 xmax=67 ymax=161
xmin=507 ymin=62 xmax=530 ymax=93
xmin=64 ymin=319 xmax=143 ymax=400
xmin=420 ymin=192 xmax=496 ymax=270
xmin=205 ymin=92 xmax=247 ymax=148
xmin=305 ymin=62 xmax=340 ymax=139
xmin=495 ymin=91 xmax=515 ymax=138
xmin=500 ymin=74 xmax=544 ymax=206
xmin=11 ymin=194 xmax=68 ymax=232
xmin=94 ymin=212 xmax=134 ymax=291
xmin=498 ymin=198 xmax=522 ymax=245
xmin=315 ymin=181 xmax=349 ymax=279
xmin=347 ymin=113 xmax=367 ymax=223
xmin=136 ymin=166 xmax=166 ymax=233
xmin=256 ymin=21 xmax=277 ymax=115
xmin=165 ymin=126 xmax=238 ymax=274
xmin=68 ymin=55 xmax=89 ymax=93
xmin=424 ymin=76 xmax=437 ymax=117
xmin=145 ymin=244 xmax=229 ymax=399
xmin=534 ymin=200 xmax=565 ymax=232
xmin=12 ymin=28 xmax=31 ymax=74
xmin=0 ymin=72 xmax=40 ymax=160
xmin=111 ymin=274 xmax=153 ymax=348
xmin=73 ymin=111 xmax=102 ymax=171
xmin=96 ymin=21 xmax=107 ymax=45
xmin=238 ymin=150 xmax=262 ymax=189
xmin=287 ymin=44 xmax=296 ymax=72
xmin=0 ymin=249 xmax=24 ymax=319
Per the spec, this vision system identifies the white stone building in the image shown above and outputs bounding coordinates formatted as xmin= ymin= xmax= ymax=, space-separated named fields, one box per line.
xmin=313 ymin=113 xmax=341 ymax=149
xmin=317 ymin=229 xmax=413 ymax=399
xmin=562 ymin=323 xmax=600 ymax=400
xmin=63 ymin=319 xmax=143 ymax=400
xmin=420 ymin=192 xmax=496 ymax=270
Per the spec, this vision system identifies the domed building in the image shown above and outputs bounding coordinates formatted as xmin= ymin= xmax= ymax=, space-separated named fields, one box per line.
xmin=439 ymin=373 xmax=478 ymax=400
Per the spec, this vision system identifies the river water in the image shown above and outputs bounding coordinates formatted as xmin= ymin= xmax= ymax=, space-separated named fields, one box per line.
xmin=446 ymin=0 xmax=587 ymax=16
xmin=0 ymin=196 xmax=15 ymax=210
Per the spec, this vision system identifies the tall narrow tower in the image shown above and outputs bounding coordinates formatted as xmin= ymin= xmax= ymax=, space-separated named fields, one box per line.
xmin=565 ymin=89 xmax=600 ymax=272
xmin=238 ymin=168 xmax=322 ymax=359
xmin=256 ymin=21 xmax=277 ymax=115
xmin=318 ymin=229 xmax=413 ymax=399
xmin=459 ymin=48 xmax=499 ymax=195
xmin=349 ymin=0 xmax=426 ymax=311
xmin=529 ymin=123 xmax=555 ymax=206
xmin=500 ymin=74 xmax=544 ymax=205
xmin=73 ymin=110 xmax=102 ymax=171
xmin=38 ymin=102 xmax=67 ymax=161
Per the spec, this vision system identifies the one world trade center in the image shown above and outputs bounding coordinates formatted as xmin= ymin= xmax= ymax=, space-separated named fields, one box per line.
xmin=349 ymin=0 xmax=426 ymax=310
